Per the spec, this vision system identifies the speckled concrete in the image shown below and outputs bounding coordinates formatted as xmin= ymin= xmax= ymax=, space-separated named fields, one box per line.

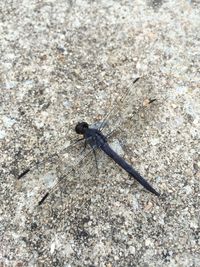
xmin=0 ymin=1 xmax=200 ymax=266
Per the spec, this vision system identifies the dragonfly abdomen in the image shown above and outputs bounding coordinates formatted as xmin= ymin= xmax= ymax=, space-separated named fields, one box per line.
xmin=101 ymin=143 xmax=160 ymax=197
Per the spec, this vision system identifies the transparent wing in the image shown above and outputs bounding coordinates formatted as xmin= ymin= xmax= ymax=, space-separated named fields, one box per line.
xmin=17 ymin=137 xmax=85 ymax=180
xmin=98 ymin=77 xmax=156 ymax=138
xmin=17 ymin=135 xmax=97 ymax=207
xmin=98 ymin=77 xmax=140 ymax=132
xmin=37 ymin=147 xmax=94 ymax=205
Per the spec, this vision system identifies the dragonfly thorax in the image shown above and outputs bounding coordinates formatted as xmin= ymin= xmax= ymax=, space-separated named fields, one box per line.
xmin=75 ymin=121 xmax=89 ymax=134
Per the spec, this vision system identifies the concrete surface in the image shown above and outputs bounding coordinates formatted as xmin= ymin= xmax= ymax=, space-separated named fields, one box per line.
xmin=0 ymin=0 xmax=200 ymax=266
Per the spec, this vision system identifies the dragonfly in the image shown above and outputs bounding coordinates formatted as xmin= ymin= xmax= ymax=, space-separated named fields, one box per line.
xmin=17 ymin=77 xmax=160 ymax=205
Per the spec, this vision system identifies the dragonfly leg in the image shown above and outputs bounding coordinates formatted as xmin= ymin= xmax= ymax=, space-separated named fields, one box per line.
xmin=92 ymin=148 xmax=99 ymax=174
xmin=72 ymin=137 xmax=85 ymax=144
xmin=80 ymin=140 xmax=88 ymax=155
xmin=106 ymin=129 xmax=117 ymax=139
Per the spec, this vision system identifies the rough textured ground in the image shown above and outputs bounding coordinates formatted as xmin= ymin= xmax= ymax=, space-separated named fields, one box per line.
xmin=0 ymin=0 xmax=200 ymax=266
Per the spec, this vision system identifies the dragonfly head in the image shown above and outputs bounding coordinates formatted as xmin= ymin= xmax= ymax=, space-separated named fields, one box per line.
xmin=75 ymin=122 xmax=89 ymax=134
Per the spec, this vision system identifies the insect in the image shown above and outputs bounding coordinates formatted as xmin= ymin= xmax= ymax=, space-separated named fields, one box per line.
xmin=18 ymin=77 xmax=160 ymax=205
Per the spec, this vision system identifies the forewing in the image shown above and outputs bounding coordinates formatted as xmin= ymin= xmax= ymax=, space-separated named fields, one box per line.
xmin=97 ymin=77 xmax=144 ymax=136
xmin=17 ymin=137 xmax=94 ymax=208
